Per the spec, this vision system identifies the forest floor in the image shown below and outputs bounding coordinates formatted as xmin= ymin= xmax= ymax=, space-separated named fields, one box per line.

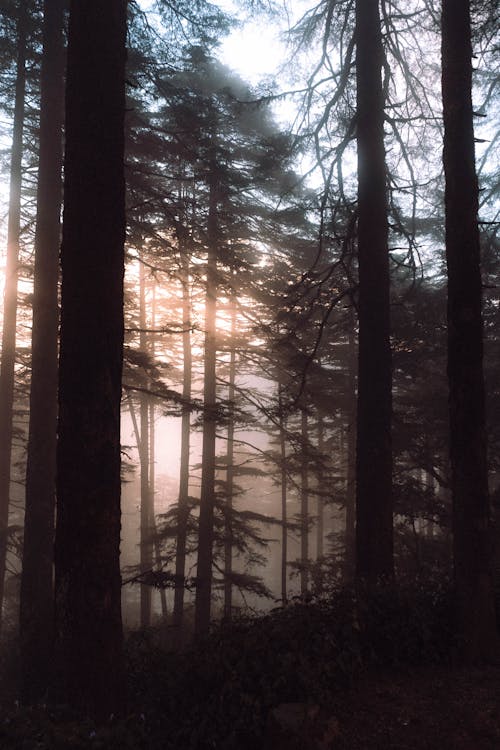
xmin=328 ymin=664 xmax=500 ymax=749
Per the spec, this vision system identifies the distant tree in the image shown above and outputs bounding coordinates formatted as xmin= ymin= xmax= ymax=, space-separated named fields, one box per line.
xmin=19 ymin=0 xmax=65 ymax=704
xmin=441 ymin=0 xmax=498 ymax=660
xmin=54 ymin=0 xmax=127 ymax=718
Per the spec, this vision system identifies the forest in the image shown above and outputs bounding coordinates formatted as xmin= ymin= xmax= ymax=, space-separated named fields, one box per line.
xmin=0 ymin=0 xmax=499 ymax=747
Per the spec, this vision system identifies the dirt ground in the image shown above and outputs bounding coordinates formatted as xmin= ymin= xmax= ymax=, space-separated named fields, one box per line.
xmin=331 ymin=665 xmax=500 ymax=749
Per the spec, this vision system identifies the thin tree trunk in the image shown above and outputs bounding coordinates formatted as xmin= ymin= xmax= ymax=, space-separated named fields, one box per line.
xmin=0 ymin=0 xmax=27 ymax=630
xmin=194 ymin=161 xmax=219 ymax=637
xmin=344 ymin=310 xmax=357 ymax=583
xmin=149 ymin=284 xmax=167 ymax=619
xmin=279 ymin=385 xmax=288 ymax=605
xmin=20 ymin=0 xmax=65 ymax=703
xmin=173 ymin=250 xmax=192 ymax=632
xmin=224 ymin=295 xmax=237 ymax=621
xmin=442 ymin=0 xmax=498 ymax=661
xmin=316 ymin=413 xmax=325 ymax=560
xmin=300 ymin=407 xmax=309 ymax=596
xmin=354 ymin=0 xmax=393 ymax=584
xmin=54 ymin=0 xmax=126 ymax=718
xmin=139 ymin=260 xmax=152 ymax=628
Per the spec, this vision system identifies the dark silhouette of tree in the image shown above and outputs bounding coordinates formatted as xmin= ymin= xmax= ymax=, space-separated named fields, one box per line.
xmin=54 ymin=0 xmax=127 ymax=718
xmin=441 ymin=0 xmax=498 ymax=661
xmin=0 ymin=0 xmax=27 ymax=630
xmin=138 ymin=258 xmax=153 ymax=628
xmin=19 ymin=0 xmax=65 ymax=704
xmin=195 ymin=152 xmax=220 ymax=636
xmin=354 ymin=0 xmax=393 ymax=583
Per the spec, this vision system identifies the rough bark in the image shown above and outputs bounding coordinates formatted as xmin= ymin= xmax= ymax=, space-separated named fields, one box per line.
xmin=0 ymin=0 xmax=27 ymax=629
xmin=54 ymin=0 xmax=126 ymax=718
xmin=19 ymin=0 xmax=65 ymax=703
xmin=442 ymin=0 xmax=498 ymax=661
xmin=354 ymin=0 xmax=393 ymax=583
xmin=194 ymin=163 xmax=219 ymax=637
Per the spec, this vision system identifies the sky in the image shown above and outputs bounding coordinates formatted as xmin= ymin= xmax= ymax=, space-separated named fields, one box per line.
xmin=218 ymin=11 xmax=288 ymax=86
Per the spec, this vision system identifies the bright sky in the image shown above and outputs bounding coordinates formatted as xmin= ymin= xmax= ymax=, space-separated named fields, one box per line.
xmin=218 ymin=17 xmax=288 ymax=86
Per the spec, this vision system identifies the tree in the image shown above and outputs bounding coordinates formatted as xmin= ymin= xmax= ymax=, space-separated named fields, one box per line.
xmin=0 ymin=0 xmax=28 ymax=630
xmin=194 ymin=153 xmax=219 ymax=636
xmin=354 ymin=0 xmax=393 ymax=583
xmin=19 ymin=0 xmax=65 ymax=704
xmin=54 ymin=0 xmax=127 ymax=718
xmin=441 ymin=0 xmax=498 ymax=661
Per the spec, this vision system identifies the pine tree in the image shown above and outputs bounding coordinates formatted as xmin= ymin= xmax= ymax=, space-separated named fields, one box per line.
xmin=442 ymin=0 xmax=498 ymax=661
xmin=54 ymin=0 xmax=127 ymax=717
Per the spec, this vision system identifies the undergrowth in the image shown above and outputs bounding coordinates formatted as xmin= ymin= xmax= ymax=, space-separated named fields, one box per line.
xmin=0 ymin=579 xmax=453 ymax=749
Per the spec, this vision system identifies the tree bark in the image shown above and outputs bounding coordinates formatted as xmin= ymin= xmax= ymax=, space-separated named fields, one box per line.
xmin=194 ymin=161 xmax=219 ymax=637
xmin=20 ymin=0 xmax=65 ymax=703
xmin=139 ymin=260 xmax=152 ymax=628
xmin=173 ymin=250 xmax=192 ymax=632
xmin=149 ymin=284 xmax=167 ymax=618
xmin=316 ymin=413 xmax=325 ymax=561
xmin=54 ymin=0 xmax=126 ymax=718
xmin=300 ymin=408 xmax=309 ymax=595
xmin=224 ymin=294 xmax=237 ymax=621
xmin=354 ymin=0 xmax=393 ymax=583
xmin=442 ymin=0 xmax=498 ymax=661
xmin=279 ymin=385 xmax=288 ymax=605
xmin=0 ymin=0 xmax=27 ymax=630
xmin=344 ymin=310 xmax=357 ymax=583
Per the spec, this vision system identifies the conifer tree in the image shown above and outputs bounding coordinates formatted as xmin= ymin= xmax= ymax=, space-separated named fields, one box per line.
xmin=54 ymin=0 xmax=127 ymax=717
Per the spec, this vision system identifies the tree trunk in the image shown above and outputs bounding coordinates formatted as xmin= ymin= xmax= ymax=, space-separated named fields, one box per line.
xmin=316 ymin=413 xmax=325 ymax=561
xmin=149 ymin=284 xmax=167 ymax=618
xmin=279 ymin=385 xmax=288 ymax=605
xmin=344 ymin=310 xmax=357 ymax=583
xmin=54 ymin=0 xmax=126 ymax=718
xmin=224 ymin=295 xmax=237 ymax=621
xmin=300 ymin=408 xmax=309 ymax=595
xmin=354 ymin=0 xmax=393 ymax=583
xmin=194 ymin=162 xmax=219 ymax=637
xmin=20 ymin=0 xmax=65 ymax=704
xmin=0 ymin=0 xmax=27 ymax=630
xmin=139 ymin=260 xmax=152 ymax=628
xmin=442 ymin=0 xmax=498 ymax=661
xmin=173 ymin=250 xmax=192 ymax=632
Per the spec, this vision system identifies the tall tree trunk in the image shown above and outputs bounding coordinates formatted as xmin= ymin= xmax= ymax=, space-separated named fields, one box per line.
xmin=316 ymin=413 xmax=325 ymax=561
xmin=279 ymin=385 xmax=288 ymax=605
xmin=0 ymin=0 xmax=27 ymax=630
xmin=20 ymin=0 xmax=65 ymax=704
xmin=149 ymin=284 xmax=167 ymax=619
xmin=54 ymin=0 xmax=126 ymax=718
xmin=194 ymin=162 xmax=219 ymax=637
xmin=300 ymin=407 xmax=309 ymax=595
xmin=139 ymin=260 xmax=152 ymax=628
xmin=354 ymin=0 xmax=393 ymax=583
xmin=173 ymin=251 xmax=192 ymax=633
xmin=223 ymin=295 xmax=237 ymax=621
xmin=344 ymin=310 xmax=357 ymax=582
xmin=442 ymin=0 xmax=498 ymax=661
